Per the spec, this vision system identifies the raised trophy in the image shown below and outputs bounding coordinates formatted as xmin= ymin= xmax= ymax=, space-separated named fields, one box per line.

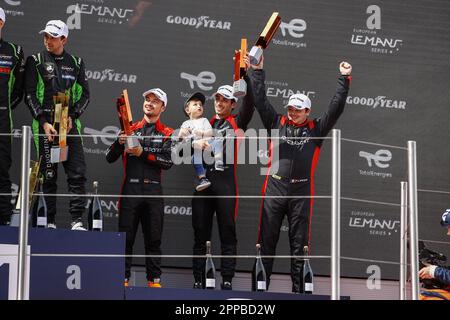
xmin=248 ymin=12 xmax=282 ymax=65
xmin=117 ymin=89 xmax=140 ymax=149
xmin=50 ymin=92 xmax=69 ymax=163
xmin=233 ymin=38 xmax=247 ymax=98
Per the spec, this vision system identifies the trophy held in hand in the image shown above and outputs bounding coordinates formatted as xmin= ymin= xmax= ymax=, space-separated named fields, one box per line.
xmin=249 ymin=12 xmax=281 ymax=65
xmin=233 ymin=38 xmax=247 ymax=98
xmin=50 ymin=92 xmax=69 ymax=163
xmin=117 ymin=89 xmax=140 ymax=150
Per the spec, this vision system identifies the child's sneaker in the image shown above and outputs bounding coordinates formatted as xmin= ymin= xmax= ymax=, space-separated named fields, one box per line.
xmin=196 ymin=177 xmax=211 ymax=191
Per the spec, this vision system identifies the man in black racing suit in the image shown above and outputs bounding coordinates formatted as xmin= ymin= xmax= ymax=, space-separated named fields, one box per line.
xmin=0 ymin=8 xmax=25 ymax=225
xmin=106 ymin=88 xmax=173 ymax=288
xmin=249 ymin=53 xmax=352 ymax=293
xmin=24 ymin=20 xmax=89 ymax=230
xmin=191 ymin=76 xmax=254 ymax=290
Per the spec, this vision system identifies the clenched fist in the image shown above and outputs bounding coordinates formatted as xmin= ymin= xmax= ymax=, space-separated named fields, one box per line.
xmin=339 ymin=61 xmax=352 ymax=76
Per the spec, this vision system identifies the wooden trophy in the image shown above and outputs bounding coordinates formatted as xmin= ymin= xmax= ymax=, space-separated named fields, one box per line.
xmin=117 ymin=89 xmax=140 ymax=149
xmin=15 ymin=157 xmax=41 ymax=211
xmin=233 ymin=38 xmax=247 ymax=98
xmin=249 ymin=12 xmax=282 ymax=65
xmin=50 ymin=92 xmax=69 ymax=163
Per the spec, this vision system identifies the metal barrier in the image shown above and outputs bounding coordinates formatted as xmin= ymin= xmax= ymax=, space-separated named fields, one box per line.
xmin=331 ymin=129 xmax=341 ymax=300
xmin=1 ymin=128 xmax=448 ymax=300
xmin=17 ymin=126 xmax=31 ymax=301
xmin=400 ymin=181 xmax=408 ymax=300
xmin=407 ymin=141 xmax=420 ymax=300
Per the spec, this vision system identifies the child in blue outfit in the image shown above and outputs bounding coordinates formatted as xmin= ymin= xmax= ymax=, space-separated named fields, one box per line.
xmin=178 ymin=92 xmax=224 ymax=191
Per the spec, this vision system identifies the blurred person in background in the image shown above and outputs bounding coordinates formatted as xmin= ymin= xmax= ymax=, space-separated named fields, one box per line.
xmin=419 ymin=209 xmax=450 ymax=300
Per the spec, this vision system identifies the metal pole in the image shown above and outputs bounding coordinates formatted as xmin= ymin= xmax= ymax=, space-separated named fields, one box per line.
xmin=400 ymin=181 xmax=408 ymax=300
xmin=407 ymin=141 xmax=420 ymax=300
xmin=17 ymin=126 xmax=31 ymax=300
xmin=331 ymin=129 xmax=341 ymax=300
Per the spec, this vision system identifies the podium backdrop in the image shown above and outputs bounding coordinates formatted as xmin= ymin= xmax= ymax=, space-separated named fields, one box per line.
xmin=4 ymin=0 xmax=450 ymax=279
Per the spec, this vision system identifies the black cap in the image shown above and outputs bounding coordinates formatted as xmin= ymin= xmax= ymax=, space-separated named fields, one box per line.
xmin=183 ymin=92 xmax=206 ymax=117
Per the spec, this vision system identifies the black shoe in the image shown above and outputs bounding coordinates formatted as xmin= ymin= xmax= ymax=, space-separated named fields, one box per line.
xmin=221 ymin=281 xmax=232 ymax=290
xmin=193 ymin=282 xmax=203 ymax=289
xmin=0 ymin=216 xmax=10 ymax=226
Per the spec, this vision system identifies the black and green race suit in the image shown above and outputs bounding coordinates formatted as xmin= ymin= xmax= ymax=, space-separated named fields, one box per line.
xmin=24 ymin=50 xmax=90 ymax=225
xmin=0 ymin=38 xmax=24 ymax=224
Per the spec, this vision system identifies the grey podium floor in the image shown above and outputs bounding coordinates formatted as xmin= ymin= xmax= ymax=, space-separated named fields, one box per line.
xmin=128 ymin=266 xmax=409 ymax=300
